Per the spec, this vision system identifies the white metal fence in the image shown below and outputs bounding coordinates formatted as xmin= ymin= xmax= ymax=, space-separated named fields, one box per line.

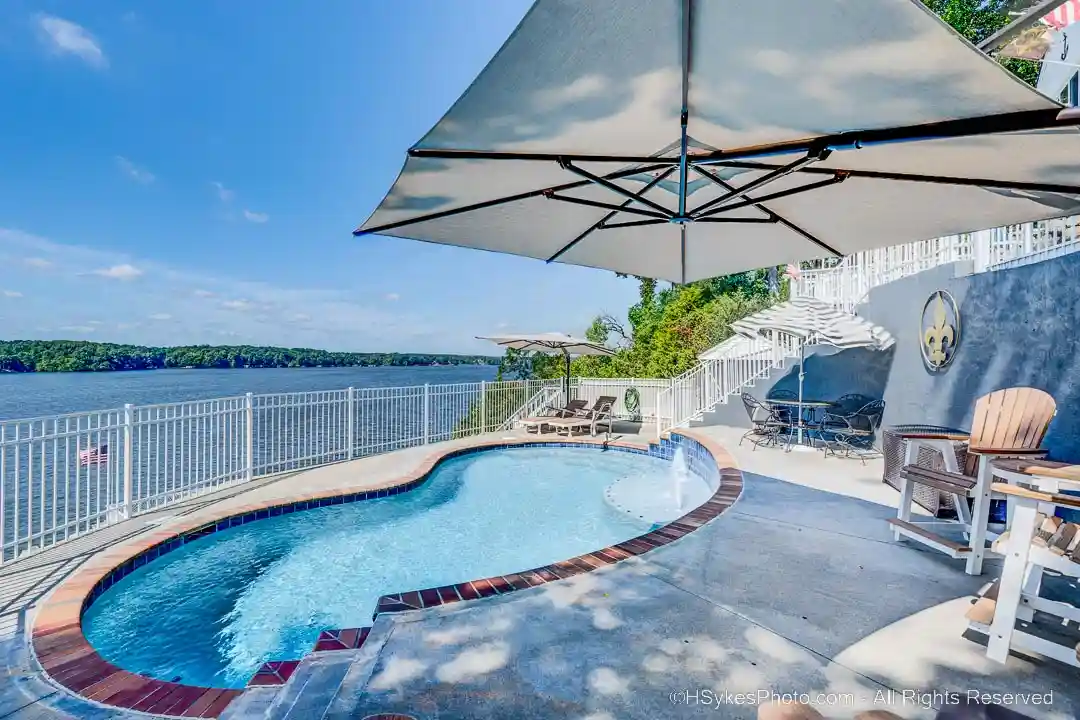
xmin=0 ymin=378 xmax=562 ymax=564
xmin=796 ymin=215 xmax=1080 ymax=312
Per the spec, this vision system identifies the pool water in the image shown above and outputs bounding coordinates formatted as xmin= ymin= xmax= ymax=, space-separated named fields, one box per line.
xmin=82 ymin=446 xmax=684 ymax=688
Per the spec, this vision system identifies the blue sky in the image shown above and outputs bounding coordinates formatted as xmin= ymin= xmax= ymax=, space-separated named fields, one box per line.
xmin=0 ymin=1 xmax=641 ymax=355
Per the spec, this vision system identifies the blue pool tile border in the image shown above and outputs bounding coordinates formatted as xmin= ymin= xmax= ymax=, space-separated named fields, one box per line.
xmin=35 ymin=430 xmax=742 ymax=719
xmin=80 ymin=436 xmax=716 ymax=612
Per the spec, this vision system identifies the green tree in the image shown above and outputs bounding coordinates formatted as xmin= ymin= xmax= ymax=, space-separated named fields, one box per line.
xmin=921 ymin=0 xmax=1040 ymax=85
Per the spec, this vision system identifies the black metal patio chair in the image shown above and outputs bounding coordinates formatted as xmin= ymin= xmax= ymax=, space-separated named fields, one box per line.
xmin=738 ymin=393 xmax=784 ymax=450
xmin=820 ymin=399 xmax=886 ymax=463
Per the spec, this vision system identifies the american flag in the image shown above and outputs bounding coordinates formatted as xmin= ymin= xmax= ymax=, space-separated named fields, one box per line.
xmin=1044 ymin=0 xmax=1080 ymax=31
xmin=79 ymin=444 xmax=108 ymax=466
xmin=782 ymin=263 xmax=801 ymax=281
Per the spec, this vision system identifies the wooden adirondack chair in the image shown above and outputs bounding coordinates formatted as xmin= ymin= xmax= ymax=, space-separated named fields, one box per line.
xmin=888 ymin=387 xmax=1057 ymax=575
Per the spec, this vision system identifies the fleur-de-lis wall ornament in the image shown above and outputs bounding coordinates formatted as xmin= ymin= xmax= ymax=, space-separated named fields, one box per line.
xmin=920 ymin=290 xmax=960 ymax=371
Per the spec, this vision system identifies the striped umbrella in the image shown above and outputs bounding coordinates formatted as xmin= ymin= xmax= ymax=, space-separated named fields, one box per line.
xmin=731 ymin=298 xmax=894 ymax=445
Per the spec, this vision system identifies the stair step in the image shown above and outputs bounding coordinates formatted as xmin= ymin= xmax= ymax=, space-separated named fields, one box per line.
xmin=887 ymin=518 xmax=971 ymax=557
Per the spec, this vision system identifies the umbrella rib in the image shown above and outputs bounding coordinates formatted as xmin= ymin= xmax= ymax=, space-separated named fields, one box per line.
xmin=695 ymin=217 xmax=779 ymax=223
xmin=693 ymin=165 xmax=843 ymax=257
xmin=543 ymin=192 xmax=670 ymax=219
xmin=406 ymin=107 xmax=1080 ymax=168
xmin=546 ymin=167 xmax=676 ymax=262
xmin=689 ymin=150 xmax=829 ymax=218
xmin=354 ymin=162 xmax=670 ymax=236
xmin=693 ymin=174 xmax=848 ymax=219
xmin=598 ymin=218 xmax=670 ymax=229
xmin=708 ymin=160 xmax=1080 ymax=196
xmin=557 ymin=161 xmax=675 ymax=217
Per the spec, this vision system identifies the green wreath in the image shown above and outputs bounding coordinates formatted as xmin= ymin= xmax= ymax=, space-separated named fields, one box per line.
xmin=624 ymin=387 xmax=641 ymax=420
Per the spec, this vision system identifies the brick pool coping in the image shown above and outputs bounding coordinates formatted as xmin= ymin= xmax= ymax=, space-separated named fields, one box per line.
xmin=30 ymin=430 xmax=741 ymax=718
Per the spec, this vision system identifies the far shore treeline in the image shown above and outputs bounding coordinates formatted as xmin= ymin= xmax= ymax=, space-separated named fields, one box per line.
xmin=0 ymin=340 xmax=500 ymax=373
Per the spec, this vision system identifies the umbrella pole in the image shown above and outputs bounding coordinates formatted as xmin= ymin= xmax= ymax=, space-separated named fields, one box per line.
xmin=564 ymin=351 xmax=571 ymax=404
xmin=797 ymin=342 xmax=806 ymax=446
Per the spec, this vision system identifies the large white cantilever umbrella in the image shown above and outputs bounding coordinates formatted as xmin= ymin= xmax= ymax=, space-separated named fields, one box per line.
xmin=355 ymin=0 xmax=1080 ymax=282
xmin=731 ymin=297 xmax=896 ymax=446
xmin=476 ymin=332 xmax=614 ymax=402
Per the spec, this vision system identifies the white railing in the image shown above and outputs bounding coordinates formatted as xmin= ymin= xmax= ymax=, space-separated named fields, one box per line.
xmin=575 ymin=378 xmax=670 ymax=421
xmin=0 ymin=378 xmax=561 ymax=564
xmin=657 ymin=330 xmax=805 ymax=436
xmin=796 ymin=215 xmax=1080 ymax=312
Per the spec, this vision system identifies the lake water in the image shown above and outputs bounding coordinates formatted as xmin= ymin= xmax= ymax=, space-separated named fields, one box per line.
xmin=0 ymin=366 xmax=498 ymax=421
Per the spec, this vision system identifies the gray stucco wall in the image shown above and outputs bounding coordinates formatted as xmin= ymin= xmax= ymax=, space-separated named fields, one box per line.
xmin=824 ymin=253 xmax=1080 ymax=461
xmin=710 ymin=251 xmax=1080 ymax=464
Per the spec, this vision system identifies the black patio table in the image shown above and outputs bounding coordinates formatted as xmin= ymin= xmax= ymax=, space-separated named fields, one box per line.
xmin=765 ymin=398 xmax=835 ymax=448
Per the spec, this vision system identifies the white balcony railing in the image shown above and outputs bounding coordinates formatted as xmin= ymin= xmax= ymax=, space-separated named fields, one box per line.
xmin=796 ymin=215 xmax=1080 ymax=312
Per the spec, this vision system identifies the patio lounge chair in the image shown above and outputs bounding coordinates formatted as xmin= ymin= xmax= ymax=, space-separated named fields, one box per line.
xmin=739 ymin=393 xmax=784 ymax=450
xmin=517 ymin=398 xmax=588 ymax=433
xmin=888 ymin=387 xmax=1057 ymax=576
xmin=544 ymin=396 xmax=616 ymax=437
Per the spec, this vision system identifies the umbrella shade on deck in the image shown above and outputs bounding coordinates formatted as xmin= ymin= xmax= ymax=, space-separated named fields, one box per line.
xmin=356 ymin=0 xmax=1080 ymax=283
xmin=731 ymin=297 xmax=894 ymax=444
xmin=476 ymin=332 xmax=614 ymax=401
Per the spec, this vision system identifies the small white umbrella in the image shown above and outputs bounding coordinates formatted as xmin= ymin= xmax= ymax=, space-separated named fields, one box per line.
xmin=476 ymin=332 xmax=614 ymax=402
xmin=732 ymin=297 xmax=895 ymax=445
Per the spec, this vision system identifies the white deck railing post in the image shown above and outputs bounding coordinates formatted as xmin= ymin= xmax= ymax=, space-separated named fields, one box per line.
xmin=346 ymin=387 xmax=356 ymax=459
xmin=244 ymin=393 xmax=254 ymax=480
xmin=122 ymin=403 xmax=134 ymax=518
xmin=480 ymin=381 xmax=487 ymax=433
xmin=422 ymin=384 xmax=430 ymax=445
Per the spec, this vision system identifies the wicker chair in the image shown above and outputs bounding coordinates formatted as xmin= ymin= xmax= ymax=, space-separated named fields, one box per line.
xmin=882 ymin=425 xmax=968 ymax=516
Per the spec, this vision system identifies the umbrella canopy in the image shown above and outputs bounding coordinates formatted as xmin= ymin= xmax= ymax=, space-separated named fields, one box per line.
xmin=730 ymin=297 xmax=893 ymax=446
xmin=477 ymin=332 xmax=614 ymax=404
xmin=356 ymin=0 xmax=1080 ymax=283
xmin=731 ymin=298 xmax=895 ymax=350
xmin=476 ymin=332 xmax=614 ymax=356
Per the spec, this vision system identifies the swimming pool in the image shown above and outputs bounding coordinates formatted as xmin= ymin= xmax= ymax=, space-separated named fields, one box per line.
xmin=81 ymin=445 xmax=701 ymax=688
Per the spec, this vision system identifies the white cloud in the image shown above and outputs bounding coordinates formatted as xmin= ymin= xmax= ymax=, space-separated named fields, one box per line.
xmin=211 ymin=182 xmax=234 ymax=203
xmin=24 ymin=257 xmax=53 ymax=269
xmin=87 ymin=320 xmax=103 ymax=326
xmin=59 ymin=325 xmax=96 ymax=334
xmin=384 ymin=293 xmax=400 ymax=301
xmin=148 ymin=313 xmax=172 ymax=321
xmin=36 ymin=15 xmax=107 ymax=68
xmin=115 ymin=156 xmax=155 ymax=184
xmin=91 ymin=264 xmax=143 ymax=280
xmin=3 ymin=290 xmax=23 ymax=298
xmin=0 ymin=227 xmax=433 ymax=350
xmin=243 ymin=210 xmax=268 ymax=224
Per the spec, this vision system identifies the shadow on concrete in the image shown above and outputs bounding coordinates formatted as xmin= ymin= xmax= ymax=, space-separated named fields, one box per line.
xmin=294 ymin=473 xmax=1077 ymax=720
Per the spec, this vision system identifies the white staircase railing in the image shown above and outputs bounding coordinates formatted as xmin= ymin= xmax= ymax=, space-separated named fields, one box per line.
xmin=498 ymin=382 xmax=563 ymax=431
xmin=796 ymin=215 xmax=1080 ymax=312
xmin=657 ymin=330 xmax=805 ymax=436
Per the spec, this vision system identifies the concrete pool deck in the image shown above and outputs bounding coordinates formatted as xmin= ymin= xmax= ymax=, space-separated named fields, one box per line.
xmin=2 ymin=424 xmax=1078 ymax=719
